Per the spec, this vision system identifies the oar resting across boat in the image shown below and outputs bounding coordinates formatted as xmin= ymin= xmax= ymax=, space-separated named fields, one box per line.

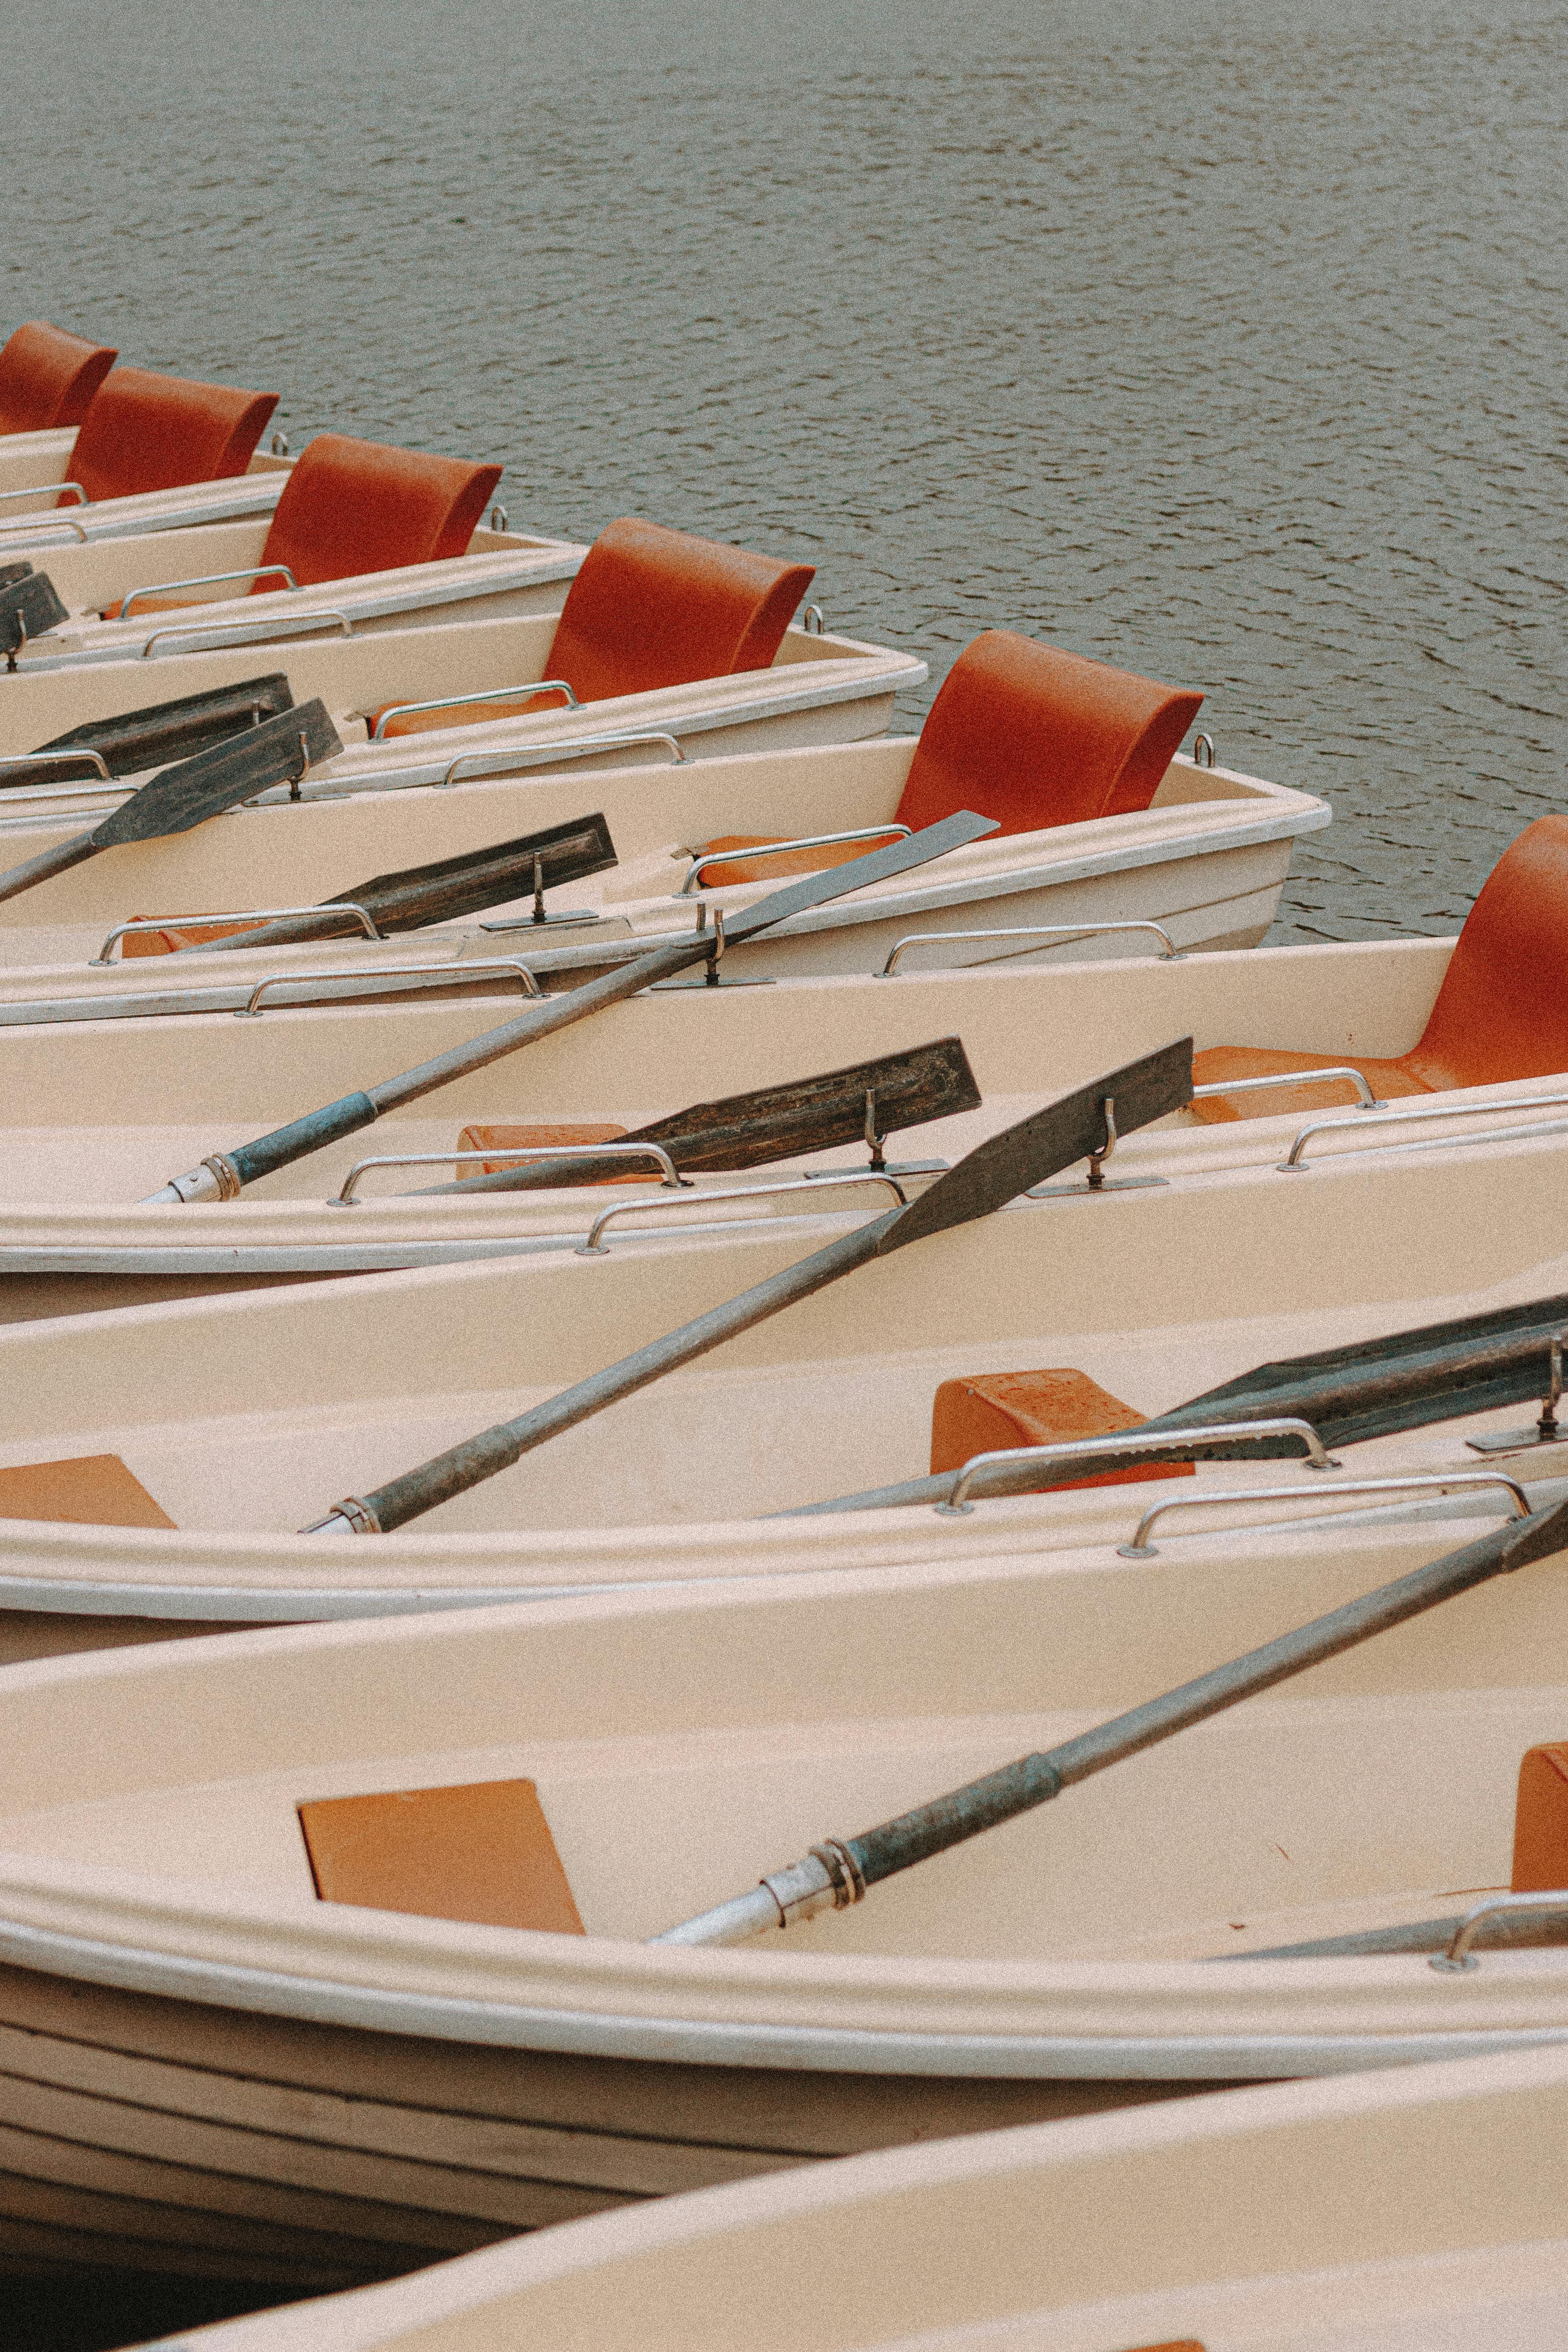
xmin=787 ymin=1288 xmax=1568 ymax=1514
xmin=302 ymin=1038 xmax=1195 ymax=1534
xmin=144 ymin=809 xmax=999 ymax=1204
xmin=656 ymin=1492 xmax=1568 ymax=1944
xmin=0 ymin=698 xmax=343 ymax=908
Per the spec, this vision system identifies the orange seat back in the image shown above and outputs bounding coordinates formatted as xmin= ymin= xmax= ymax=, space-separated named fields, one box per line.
xmin=895 ymin=631 xmax=1203 ymax=840
xmin=1512 ymin=1742 xmax=1568 ymax=1891
xmin=930 ymin=1368 xmax=1194 ymax=1493
xmin=257 ymin=433 xmax=503 ymax=591
xmin=1403 ymin=817 xmax=1568 ymax=1090
xmin=545 ymin=516 xmax=815 ymax=704
xmin=68 ymin=367 xmax=278 ymax=505
xmin=0 ymin=321 xmax=117 ymax=436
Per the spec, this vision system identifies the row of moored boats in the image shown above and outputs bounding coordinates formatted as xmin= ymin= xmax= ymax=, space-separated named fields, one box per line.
xmin=0 ymin=316 xmax=1567 ymax=2348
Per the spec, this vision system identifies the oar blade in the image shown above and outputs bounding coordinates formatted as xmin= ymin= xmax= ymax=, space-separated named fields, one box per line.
xmin=19 ymin=673 xmax=296 ymax=785
xmin=426 ymin=1036 xmax=982 ymax=1193
xmin=0 ymin=566 xmax=67 ymax=656
xmin=326 ymin=812 xmax=617 ymax=935
xmin=875 ymin=1036 xmax=1194 ymax=1253
xmin=88 ymin=698 xmax=342 ymax=848
xmin=725 ymin=809 xmax=999 ymax=941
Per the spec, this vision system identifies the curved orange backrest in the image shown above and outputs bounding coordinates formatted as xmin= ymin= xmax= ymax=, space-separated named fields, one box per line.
xmin=545 ymin=516 xmax=815 ymax=704
xmin=895 ymin=631 xmax=1204 ymax=839
xmin=0 ymin=321 xmax=117 ymax=437
xmin=1405 ymin=816 xmax=1568 ymax=1089
xmin=257 ymin=433 xmax=504 ymax=590
xmin=68 ymin=367 xmax=278 ymax=505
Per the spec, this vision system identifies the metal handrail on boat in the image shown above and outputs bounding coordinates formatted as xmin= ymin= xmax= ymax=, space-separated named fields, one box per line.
xmin=441 ymin=731 xmax=687 ymax=787
xmin=935 ymin=1418 xmax=1337 ymax=1517
xmin=576 ymin=1168 xmax=908 ymax=1255
xmin=371 ymin=681 xmax=578 ymax=740
xmin=0 ymin=479 xmax=86 ymax=509
xmin=334 ymin=1140 xmax=687 ymax=1205
xmin=1118 ymin=1471 xmax=1531 ymax=1559
xmin=240 ymin=959 xmax=544 ymax=1017
xmin=0 ymin=749 xmax=111 ymax=788
xmin=1280 ymin=1090 xmax=1568 ymax=1171
xmin=1192 ymin=1066 xmax=1381 ymax=1112
xmin=681 ymin=825 xmax=912 ymax=894
xmin=1432 ymin=1889 xmax=1568 ymax=1972
xmin=117 ymin=562 xmax=298 ymax=619
xmin=93 ymin=902 xmax=382 ymax=964
xmin=142 ymin=610 xmax=353 ymax=656
xmin=879 ymin=920 xmax=1180 ymax=974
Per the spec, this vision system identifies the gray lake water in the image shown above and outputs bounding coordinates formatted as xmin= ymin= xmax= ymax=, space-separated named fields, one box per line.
xmin=2 ymin=0 xmax=1566 ymax=2338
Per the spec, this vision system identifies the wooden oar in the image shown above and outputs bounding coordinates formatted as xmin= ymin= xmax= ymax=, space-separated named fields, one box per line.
xmin=410 ymin=1037 xmax=981 ymax=1195
xmin=301 ymin=1038 xmax=1193 ymax=1535
xmin=0 ymin=564 xmax=67 ymax=669
xmin=146 ymin=808 xmax=999 ymax=1205
xmin=0 ymin=699 xmax=342 ymax=910
xmin=787 ymin=1290 xmax=1568 ymax=1515
xmin=187 ymin=812 xmax=619 ymax=953
xmin=5 ymin=673 xmax=296 ymax=787
xmin=653 ymin=1492 xmax=1568 ymax=1944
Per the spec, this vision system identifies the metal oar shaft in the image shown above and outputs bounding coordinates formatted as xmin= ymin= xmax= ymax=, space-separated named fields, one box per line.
xmin=311 ymin=1213 xmax=896 ymax=1534
xmin=0 ymin=832 xmax=96 ymax=908
xmin=656 ymin=1496 xmax=1568 ymax=1944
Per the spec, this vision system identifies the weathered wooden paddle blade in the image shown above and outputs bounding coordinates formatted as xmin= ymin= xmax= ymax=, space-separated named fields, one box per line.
xmin=788 ymin=1288 xmax=1568 ymax=1517
xmin=655 ymin=1494 xmax=1568 ymax=1945
xmin=149 ymin=810 xmax=999 ymax=1205
xmin=416 ymin=1037 xmax=982 ymax=1195
xmin=872 ymin=1037 xmax=1193 ymax=1255
xmin=196 ymin=813 xmax=619 ymax=953
xmin=88 ymin=698 xmax=341 ymax=848
xmin=723 ymin=807 xmax=1000 ymax=940
xmin=0 ymin=566 xmax=67 ymax=656
xmin=304 ymin=1041 xmax=1194 ymax=1535
xmin=0 ymin=561 xmax=30 ymax=588
xmin=10 ymin=674 xmax=295 ymax=786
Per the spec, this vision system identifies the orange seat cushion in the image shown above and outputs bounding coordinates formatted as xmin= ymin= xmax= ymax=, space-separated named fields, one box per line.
xmin=0 ymin=1455 xmax=175 ymax=1528
xmin=256 ymin=433 xmax=503 ymax=592
xmin=930 ymin=1369 xmax=1195 ymax=1492
xmin=689 ymin=831 xmax=906 ymax=890
xmin=1190 ymin=815 xmax=1568 ymax=1120
xmin=67 ymin=367 xmax=278 ymax=506
xmin=456 ymin=1121 xmax=633 ymax=1180
xmin=895 ymin=631 xmax=1204 ymax=840
xmin=121 ymin=915 xmax=266 ymax=956
xmin=299 ymin=1779 xmax=584 ymax=1934
xmin=543 ymin=516 xmax=815 ymax=705
xmin=1512 ymin=1744 xmax=1568 ymax=1892
xmin=0 ymin=321 xmax=116 ymax=437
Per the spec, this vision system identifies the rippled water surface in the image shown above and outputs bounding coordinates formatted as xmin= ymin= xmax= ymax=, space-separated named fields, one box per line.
xmin=2 ymin=0 xmax=1566 ymax=2339
xmin=8 ymin=0 xmax=1566 ymax=944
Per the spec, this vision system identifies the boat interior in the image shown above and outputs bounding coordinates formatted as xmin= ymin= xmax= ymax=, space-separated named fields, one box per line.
xmin=0 ymin=1504 xmax=1566 ymax=1976
xmin=0 ymin=1136 xmax=1562 ymax=1531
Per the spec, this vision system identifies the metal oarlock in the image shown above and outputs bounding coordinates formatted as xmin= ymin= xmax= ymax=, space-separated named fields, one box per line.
xmin=1468 ymin=1329 xmax=1568 ymax=1456
xmin=307 ymin=1494 xmax=383 ymax=1538
xmin=158 ymin=1153 xmax=244 ymax=1205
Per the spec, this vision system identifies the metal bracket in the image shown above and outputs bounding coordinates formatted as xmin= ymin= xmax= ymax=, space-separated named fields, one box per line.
xmin=1467 ymin=1330 xmax=1568 ymax=1456
xmin=1118 ymin=1470 xmax=1529 ymax=1559
xmin=1192 ymin=732 xmax=1216 ymax=768
xmin=879 ymin=920 xmax=1179 ymax=975
xmin=240 ymin=958 xmax=543 ymax=1017
xmin=93 ymin=902 xmax=381 ymax=965
xmin=1027 ymin=1091 xmax=1167 ymax=1198
xmin=576 ymin=1168 xmax=907 ymax=1255
xmin=333 ymin=1139 xmax=687 ymax=1205
xmin=935 ymin=1418 xmax=1337 ymax=1518
xmin=1431 ymin=1888 xmax=1568 ymax=1971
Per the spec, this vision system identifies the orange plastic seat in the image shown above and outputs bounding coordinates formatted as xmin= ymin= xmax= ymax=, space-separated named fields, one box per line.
xmin=0 ymin=321 xmax=117 ymax=437
xmin=1512 ymin=1742 xmax=1568 ymax=1891
xmin=299 ymin=1778 xmax=584 ymax=1933
xmin=895 ymin=631 xmax=1204 ymax=839
xmin=254 ymin=432 xmax=503 ymax=592
xmin=372 ymin=514 xmax=816 ymax=740
xmin=66 ymin=366 xmax=277 ymax=507
xmin=930 ymin=1368 xmax=1194 ymax=1493
xmin=1190 ymin=816 xmax=1568 ymax=1122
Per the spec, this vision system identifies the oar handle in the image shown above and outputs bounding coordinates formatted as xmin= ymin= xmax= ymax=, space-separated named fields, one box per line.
xmin=655 ymin=1494 xmax=1568 ymax=1943
xmin=0 ymin=830 xmax=95 ymax=908
xmin=308 ymin=1214 xmax=895 ymax=1534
